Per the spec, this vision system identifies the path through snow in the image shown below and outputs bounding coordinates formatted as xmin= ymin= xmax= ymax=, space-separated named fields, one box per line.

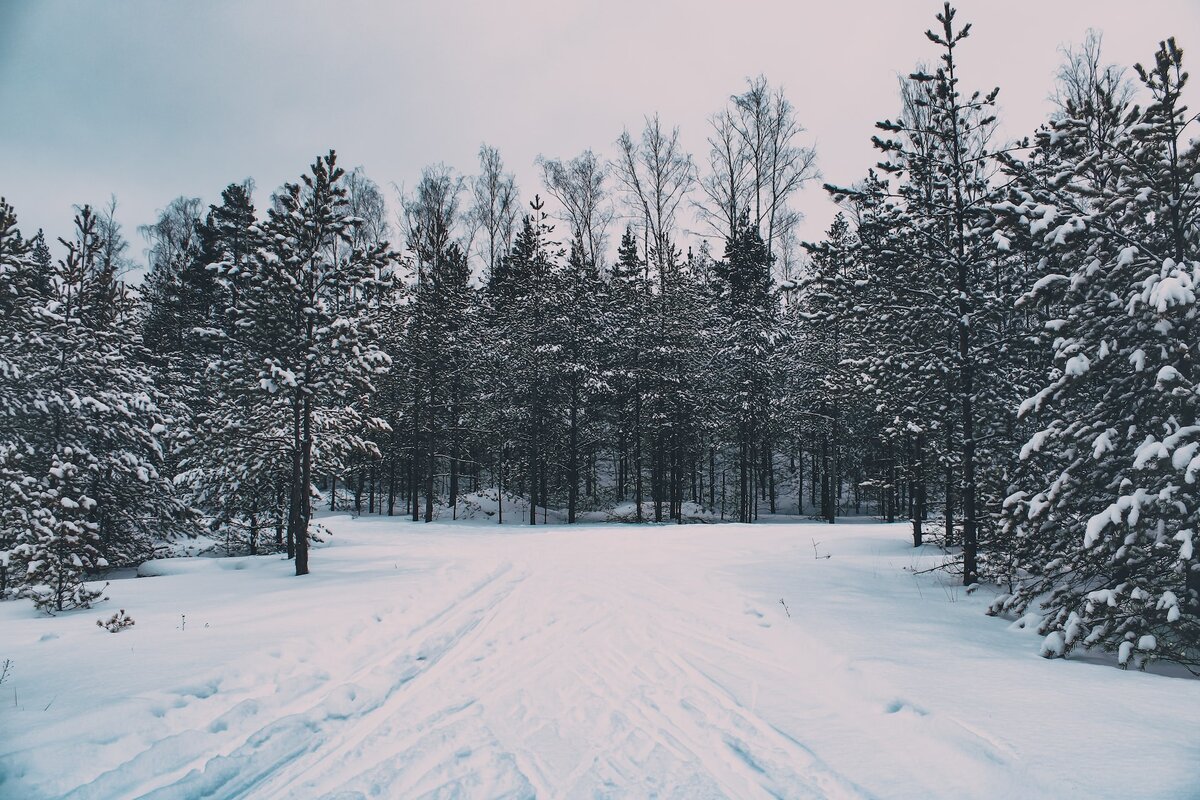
xmin=1 ymin=518 xmax=1197 ymax=798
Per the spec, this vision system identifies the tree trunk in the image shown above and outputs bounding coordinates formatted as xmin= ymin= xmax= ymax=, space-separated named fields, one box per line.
xmin=568 ymin=390 xmax=579 ymax=524
xmin=424 ymin=422 xmax=436 ymax=524
xmin=765 ymin=434 xmax=776 ymax=514
xmin=945 ymin=422 xmax=955 ymax=548
xmin=387 ymin=457 xmax=396 ymax=516
xmin=528 ymin=409 xmax=538 ymax=526
xmin=369 ymin=465 xmax=376 ymax=515
xmin=295 ymin=395 xmax=313 ymax=576
xmin=821 ymin=428 xmax=833 ymax=524
xmin=911 ymin=433 xmax=923 ymax=547
xmin=286 ymin=398 xmax=302 ymax=561
xmin=634 ymin=392 xmax=643 ymax=522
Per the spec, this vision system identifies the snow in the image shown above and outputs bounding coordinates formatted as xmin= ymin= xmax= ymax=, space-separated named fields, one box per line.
xmin=1063 ymin=353 xmax=1090 ymax=377
xmin=1 ymin=517 xmax=1198 ymax=799
xmin=1019 ymin=428 xmax=1051 ymax=461
xmin=1130 ymin=348 xmax=1147 ymax=372
xmin=1039 ymin=631 xmax=1066 ymax=659
xmin=1156 ymin=365 xmax=1183 ymax=387
xmin=1091 ymin=430 xmax=1114 ymax=459
xmin=1174 ymin=529 xmax=1194 ymax=561
xmin=1028 ymin=272 xmax=1068 ymax=295
xmin=1144 ymin=261 xmax=1196 ymax=313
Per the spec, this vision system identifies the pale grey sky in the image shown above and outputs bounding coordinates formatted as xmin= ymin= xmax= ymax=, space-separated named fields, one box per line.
xmin=2 ymin=0 xmax=1197 ymax=272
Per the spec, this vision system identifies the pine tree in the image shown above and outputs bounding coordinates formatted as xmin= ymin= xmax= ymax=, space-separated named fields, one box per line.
xmin=11 ymin=451 xmax=108 ymax=613
xmin=51 ymin=206 xmax=185 ymax=566
xmin=0 ymin=198 xmax=47 ymax=596
xmin=713 ymin=212 xmax=776 ymax=523
xmin=828 ymin=4 xmax=1004 ymax=581
xmin=30 ymin=229 xmax=53 ymax=296
xmin=605 ymin=226 xmax=651 ymax=519
xmin=174 ymin=183 xmax=292 ymax=555
xmin=2 ymin=199 xmax=183 ymax=603
xmin=797 ymin=213 xmax=868 ymax=525
xmin=399 ymin=167 xmax=476 ymax=522
xmin=997 ymin=39 xmax=1200 ymax=668
xmin=549 ymin=240 xmax=607 ymax=522
xmin=486 ymin=197 xmax=563 ymax=523
xmin=209 ymin=153 xmax=393 ymax=574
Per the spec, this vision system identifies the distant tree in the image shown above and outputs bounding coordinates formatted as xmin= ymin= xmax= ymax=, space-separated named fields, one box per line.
xmin=700 ymin=76 xmax=819 ymax=267
xmin=614 ymin=115 xmax=694 ymax=286
xmin=713 ymin=212 xmax=776 ymax=522
xmin=469 ymin=144 xmax=520 ymax=281
xmin=537 ymin=150 xmax=614 ymax=271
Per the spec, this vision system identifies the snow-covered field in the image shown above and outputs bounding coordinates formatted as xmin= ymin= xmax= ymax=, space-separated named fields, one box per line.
xmin=1 ymin=517 xmax=1197 ymax=799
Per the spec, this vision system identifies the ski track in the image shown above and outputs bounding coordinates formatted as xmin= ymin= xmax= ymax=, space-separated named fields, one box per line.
xmin=5 ymin=520 xmax=1197 ymax=799
xmin=66 ymin=534 xmax=876 ymax=799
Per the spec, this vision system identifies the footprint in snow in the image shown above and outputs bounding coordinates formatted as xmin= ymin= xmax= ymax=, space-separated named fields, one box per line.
xmin=885 ymin=700 xmax=928 ymax=716
xmin=174 ymin=679 xmax=220 ymax=699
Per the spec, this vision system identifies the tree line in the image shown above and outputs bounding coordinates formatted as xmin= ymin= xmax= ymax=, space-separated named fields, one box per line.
xmin=0 ymin=5 xmax=1195 ymax=669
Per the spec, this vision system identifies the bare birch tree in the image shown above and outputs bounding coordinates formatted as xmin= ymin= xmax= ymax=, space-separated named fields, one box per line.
xmin=699 ymin=77 xmax=818 ymax=267
xmin=537 ymin=149 xmax=614 ymax=270
xmin=468 ymin=144 xmax=519 ymax=281
xmin=613 ymin=115 xmax=694 ymax=280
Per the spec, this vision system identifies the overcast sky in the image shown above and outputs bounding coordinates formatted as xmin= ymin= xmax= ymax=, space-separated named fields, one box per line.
xmin=2 ymin=0 xmax=1197 ymax=274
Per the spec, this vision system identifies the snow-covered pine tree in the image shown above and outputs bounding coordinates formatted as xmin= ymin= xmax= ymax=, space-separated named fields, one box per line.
xmin=828 ymin=4 xmax=1004 ymax=581
xmin=174 ymin=183 xmax=294 ymax=555
xmin=486 ymin=197 xmax=563 ymax=523
xmin=547 ymin=240 xmax=607 ymax=523
xmin=399 ymin=167 xmax=477 ymax=522
xmin=0 ymin=198 xmax=47 ymax=597
xmin=138 ymin=197 xmax=214 ymax=497
xmin=11 ymin=451 xmax=108 ymax=613
xmin=140 ymin=197 xmax=208 ymax=367
xmin=712 ymin=212 xmax=777 ymax=523
xmin=220 ymin=152 xmax=394 ymax=574
xmin=604 ymin=226 xmax=651 ymax=520
xmin=52 ymin=207 xmax=185 ymax=566
xmin=997 ymin=39 xmax=1200 ymax=668
xmin=30 ymin=228 xmax=53 ymax=296
xmin=659 ymin=245 xmax=717 ymax=522
xmin=2 ymin=200 xmax=183 ymax=604
xmin=796 ymin=213 xmax=878 ymax=526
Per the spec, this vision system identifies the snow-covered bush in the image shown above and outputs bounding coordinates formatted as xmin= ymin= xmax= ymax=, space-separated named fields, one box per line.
xmin=97 ymin=609 xmax=135 ymax=633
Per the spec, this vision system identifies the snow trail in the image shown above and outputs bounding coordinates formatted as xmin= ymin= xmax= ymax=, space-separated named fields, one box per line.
xmin=2 ymin=518 xmax=1197 ymax=799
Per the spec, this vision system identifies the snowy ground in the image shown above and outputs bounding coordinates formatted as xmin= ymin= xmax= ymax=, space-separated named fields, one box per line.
xmin=1 ymin=517 xmax=1198 ymax=799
